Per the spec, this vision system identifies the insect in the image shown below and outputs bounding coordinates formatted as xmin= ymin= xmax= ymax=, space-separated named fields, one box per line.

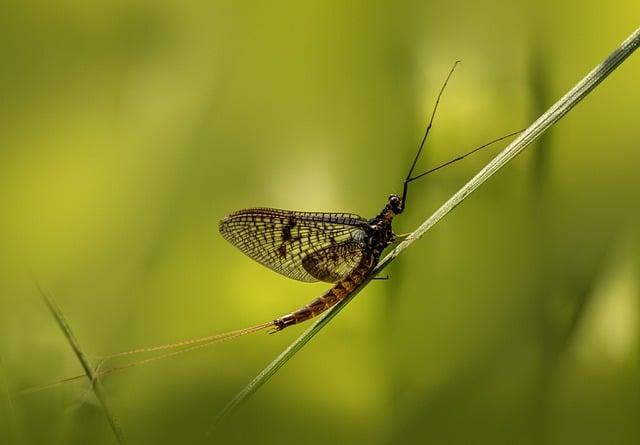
xmin=216 ymin=62 xmax=519 ymax=335
xmin=21 ymin=63 xmax=520 ymax=389
xmin=102 ymin=62 xmax=519 ymax=364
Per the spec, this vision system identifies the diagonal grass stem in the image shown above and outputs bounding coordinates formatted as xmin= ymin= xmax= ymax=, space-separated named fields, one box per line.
xmin=216 ymin=26 xmax=640 ymax=424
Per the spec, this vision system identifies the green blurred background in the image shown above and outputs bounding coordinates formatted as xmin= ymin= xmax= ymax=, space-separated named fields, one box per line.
xmin=1 ymin=1 xmax=639 ymax=444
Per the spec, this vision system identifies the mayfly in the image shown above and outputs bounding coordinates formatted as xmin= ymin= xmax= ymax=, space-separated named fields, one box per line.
xmin=21 ymin=62 xmax=521 ymax=389
xmin=217 ymin=64 xmax=520 ymax=334
xmin=86 ymin=61 xmax=521 ymax=371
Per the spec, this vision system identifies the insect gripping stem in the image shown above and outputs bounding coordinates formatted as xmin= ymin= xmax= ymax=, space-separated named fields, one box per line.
xmin=19 ymin=63 xmax=524 ymax=396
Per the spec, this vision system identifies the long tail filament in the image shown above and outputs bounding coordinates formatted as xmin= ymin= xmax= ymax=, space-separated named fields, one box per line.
xmin=15 ymin=321 xmax=276 ymax=397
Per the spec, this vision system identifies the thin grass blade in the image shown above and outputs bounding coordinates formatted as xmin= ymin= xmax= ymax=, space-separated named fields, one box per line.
xmin=216 ymin=26 xmax=640 ymax=424
xmin=37 ymin=285 xmax=126 ymax=445
xmin=0 ymin=355 xmax=19 ymax=444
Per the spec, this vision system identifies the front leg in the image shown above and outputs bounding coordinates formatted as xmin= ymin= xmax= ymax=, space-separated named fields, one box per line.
xmin=393 ymin=232 xmax=412 ymax=242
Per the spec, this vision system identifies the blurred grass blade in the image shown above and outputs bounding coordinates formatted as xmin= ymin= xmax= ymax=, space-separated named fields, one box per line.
xmin=37 ymin=285 xmax=126 ymax=445
xmin=0 ymin=355 xmax=18 ymax=444
xmin=216 ymin=26 xmax=640 ymax=423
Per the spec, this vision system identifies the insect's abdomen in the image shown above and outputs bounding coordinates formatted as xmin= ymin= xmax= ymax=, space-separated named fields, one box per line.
xmin=273 ymin=252 xmax=377 ymax=330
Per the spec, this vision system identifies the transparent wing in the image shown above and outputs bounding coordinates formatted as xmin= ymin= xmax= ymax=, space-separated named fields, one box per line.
xmin=219 ymin=208 xmax=367 ymax=283
xmin=300 ymin=241 xmax=364 ymax=283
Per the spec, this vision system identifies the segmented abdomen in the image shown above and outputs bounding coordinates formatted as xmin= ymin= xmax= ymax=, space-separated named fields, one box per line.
xmin=273 ymin=251 xmax=378 ymax=330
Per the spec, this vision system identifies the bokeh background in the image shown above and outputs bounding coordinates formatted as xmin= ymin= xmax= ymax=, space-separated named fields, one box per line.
xmin=1 ymin=1 xmax=639 ymax=444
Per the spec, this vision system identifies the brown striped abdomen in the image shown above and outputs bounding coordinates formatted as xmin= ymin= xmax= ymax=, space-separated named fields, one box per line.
xmin=273 ymin=252 xmax=377 ymax=331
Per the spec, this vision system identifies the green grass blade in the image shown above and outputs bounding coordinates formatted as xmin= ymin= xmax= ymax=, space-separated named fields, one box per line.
xmin=216 ymin=26 xmax=640 ymax=423
xmin=37 ymin=285 xmax=127 ymax=445
xmin=0 ymin=355 xmax=19 ymax=444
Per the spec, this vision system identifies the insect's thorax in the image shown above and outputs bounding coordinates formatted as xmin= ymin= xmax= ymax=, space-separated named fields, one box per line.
xmin=364 ymin=206 xmax=398 ymax=256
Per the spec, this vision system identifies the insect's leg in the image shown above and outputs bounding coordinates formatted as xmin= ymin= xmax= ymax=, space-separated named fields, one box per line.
xmin=392 ymin=232 xmax=412 ymax=243
xmin=371 ymin=275 xmax=389 ymax=281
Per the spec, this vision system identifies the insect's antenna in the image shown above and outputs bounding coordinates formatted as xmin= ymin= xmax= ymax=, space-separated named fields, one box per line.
xmin=405 ymin=128 xmax=524 ymax=184
xmin=401 ymin=60 xmax=460 ymax=211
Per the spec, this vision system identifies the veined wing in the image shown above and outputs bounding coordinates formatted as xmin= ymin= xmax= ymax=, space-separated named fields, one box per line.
xmin=300 ymin=241 xmax=366 ymax=283
xmin=219 ymin=208 xmax=367 ymax=283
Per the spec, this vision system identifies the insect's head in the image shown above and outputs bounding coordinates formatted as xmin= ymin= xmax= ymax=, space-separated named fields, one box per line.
xmin=387 ymin=194 xmax=403 ymax=214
